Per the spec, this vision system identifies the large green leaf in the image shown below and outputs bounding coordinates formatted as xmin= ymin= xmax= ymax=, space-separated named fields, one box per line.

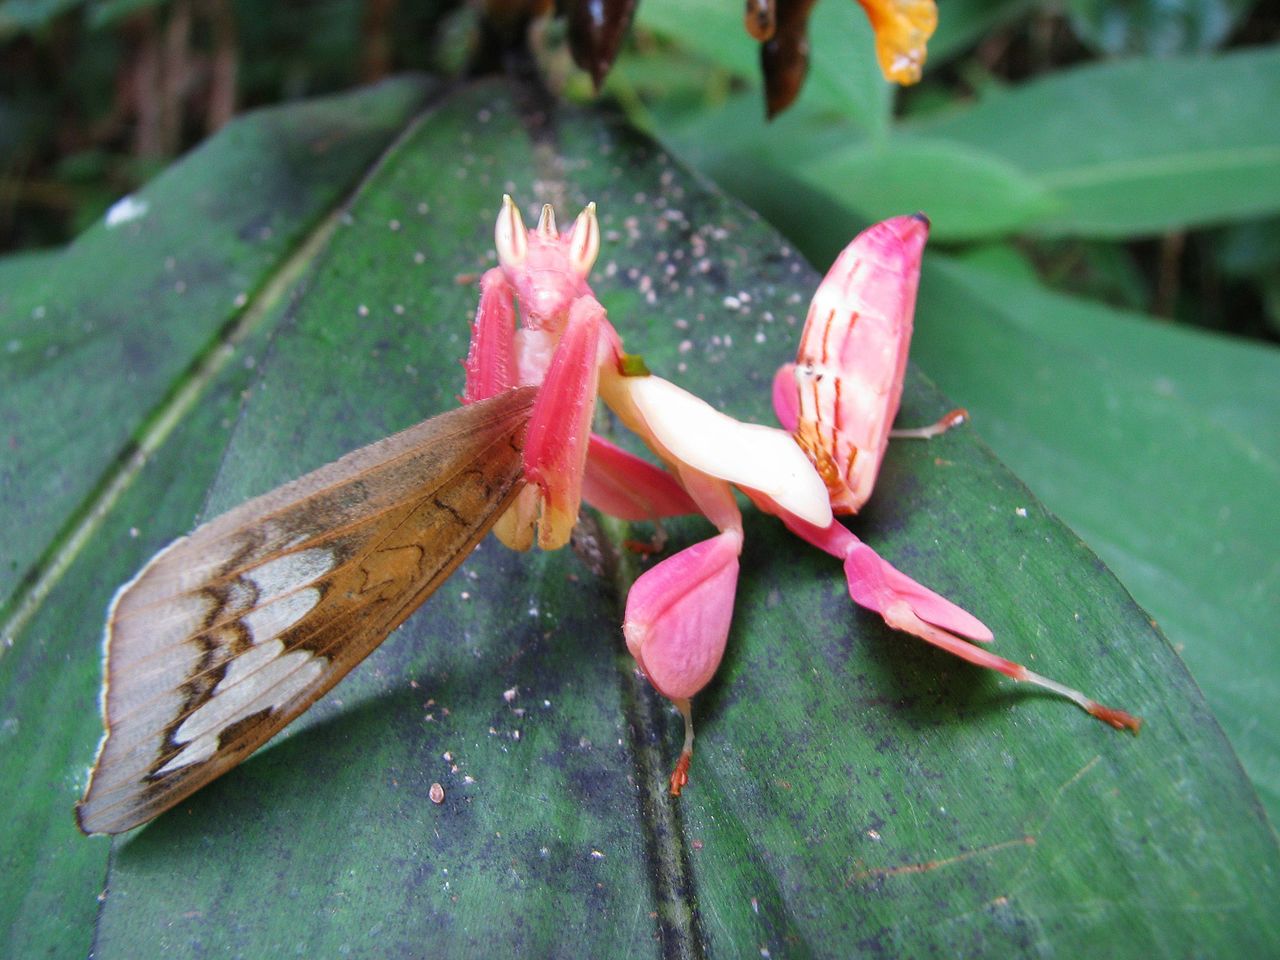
xmin=793 ymin=136 xmax=1058 ymax=240
xmin=0 ymin=76 xmax=437 ymax=959
xmin=2 ymin=79 xmax=1278 ymax=957
xmin=907 ymin=47 xmax=1280 ymax=236
xmin=0 ymin=75 xmax=436 ymax=614
xmin=629 ymin=46 xmax=1280 ymax=243
xmin=912 ymin=254 xmax=1280 ymax=818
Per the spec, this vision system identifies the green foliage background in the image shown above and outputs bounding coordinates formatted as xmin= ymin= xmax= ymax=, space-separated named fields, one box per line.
xmin=1 ymin=0 xmax=1277 ymax=955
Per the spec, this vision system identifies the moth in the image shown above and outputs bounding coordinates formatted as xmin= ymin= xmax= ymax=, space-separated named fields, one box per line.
xmin=77 ymin=388 xmax=536 ymax=835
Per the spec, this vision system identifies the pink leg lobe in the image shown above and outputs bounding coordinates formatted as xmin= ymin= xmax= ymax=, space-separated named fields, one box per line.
xmin=582 ymin=434 xmax=699 ymax=521
xmin=524 ymin=296 xmax=606 ymax=549
xmin=463 ymin=268 xmax=518 ymax=403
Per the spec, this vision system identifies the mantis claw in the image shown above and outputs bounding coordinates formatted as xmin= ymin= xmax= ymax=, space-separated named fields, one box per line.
xmin=669 ymin=752 xmax=692 ymax=797
xmin=668 ymin=698 xmax=695 ymax=796
xmin=890 ymin=407 xmax=968 ymax=440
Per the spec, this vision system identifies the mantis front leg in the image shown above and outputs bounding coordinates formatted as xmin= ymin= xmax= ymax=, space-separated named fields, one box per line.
xmin=522 ymin=296 xmax=606 ymax=550
xmin=463 ymin=268 xmax=518 ymax=404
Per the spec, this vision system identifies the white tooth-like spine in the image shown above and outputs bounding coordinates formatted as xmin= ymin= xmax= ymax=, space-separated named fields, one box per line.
xmin=569 ymin=202 xmax=600 ymax=279
xmin=495 ymin=194 xmax=529 ymax=269
xmin=536 ymin=203 xmax=558 ymax=238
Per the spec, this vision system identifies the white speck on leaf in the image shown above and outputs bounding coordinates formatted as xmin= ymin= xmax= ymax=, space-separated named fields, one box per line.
xmin=105 ymin=195 xmax=148 ymax=228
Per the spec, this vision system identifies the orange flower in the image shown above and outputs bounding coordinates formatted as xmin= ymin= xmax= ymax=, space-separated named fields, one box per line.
xmin=855 ymin=0 xmax=937 ymax=84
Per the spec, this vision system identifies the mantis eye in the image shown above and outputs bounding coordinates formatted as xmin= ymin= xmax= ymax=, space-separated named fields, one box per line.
xmin=568 ymin=202 xmax=599 ymax=279
xmin=496 ymin=194 xmax=529 ymax=270
xmin=535 ymin=203 xmax=558 ymax=239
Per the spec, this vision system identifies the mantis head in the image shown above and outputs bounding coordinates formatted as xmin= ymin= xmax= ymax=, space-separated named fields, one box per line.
xmin=495 ymin=196 xmax=601 ymax=329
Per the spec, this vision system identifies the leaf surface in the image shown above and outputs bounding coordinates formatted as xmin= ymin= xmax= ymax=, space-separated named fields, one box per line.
xmin=2 ymin=78 xmax=1277 ymax=959
xmin=907 ymin=48 xmax=1280 ymax=236
xmin=912 ymin=255 xmax=1280 ymax=820
xmin=0 ymin=75 xmax=436 ymax=612
xmin=632 ymin=47 xmax=1280 ymax=243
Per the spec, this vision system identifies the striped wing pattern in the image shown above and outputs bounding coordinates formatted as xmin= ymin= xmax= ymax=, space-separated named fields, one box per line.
xmin=77 ymin=388 xmax=536 ymax=835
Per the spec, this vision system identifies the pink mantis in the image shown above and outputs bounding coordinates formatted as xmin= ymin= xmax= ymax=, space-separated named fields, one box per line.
xmin=462 ymin=196 xmax=1140 ymax=795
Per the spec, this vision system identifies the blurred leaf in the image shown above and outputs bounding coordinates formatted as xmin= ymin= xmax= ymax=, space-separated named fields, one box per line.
xmin=796 ymin=0 xmax=891 ymax=133
xmin=909 ymin=47 xmax=1280 ymax=236
xmin=927 ymin=0 xmax=1037 ymax=63
xmin=951 ymin=240 xmax=1042 ymax=284
xmin=633 ymin=0 xmax=759 ymax=80
xmin=794 ymin=135 xmax=1057 ymax=240
xmin=1065 ymin=0 xmax=1252 ymax=56
xmin=87 ymin=0 xmax=163 ymax=28
xmin=1214 ymin=216 xmax=1280 ymax=334
xmin=3 ymin=78 xmax=1279 ymax=958
xmin=0 ymin=0 xmax=82 ymax=36
xmin=644 ymin=45 xmax=1280 ymax=244
xmin=0 ymin=75 xmax=435 ymax=613
xmin=636 ymin=0 xmax=890 ymax=134
xmin=913 ymin=254 xmax=1280 ymax=818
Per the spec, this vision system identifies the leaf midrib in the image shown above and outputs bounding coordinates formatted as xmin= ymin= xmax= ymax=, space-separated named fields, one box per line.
xmin=1037 ymin=144 xmax=1280 ymax=190
xmin=0 ymin=211 xmax=345 ymax=654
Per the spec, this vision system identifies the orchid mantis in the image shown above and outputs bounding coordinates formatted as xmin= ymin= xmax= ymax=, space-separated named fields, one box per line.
xmin=464 ymin=196 xmax=1140 ymax=795
xmin=77 ymin=196 xmax=1141 ymax=835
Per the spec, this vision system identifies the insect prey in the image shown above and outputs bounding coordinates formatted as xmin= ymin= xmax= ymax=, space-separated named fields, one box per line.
xmin=77 ymin=389 xmax=535 ymax=835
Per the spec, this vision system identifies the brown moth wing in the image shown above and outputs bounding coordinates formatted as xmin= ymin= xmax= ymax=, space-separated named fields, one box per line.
xmin=77 ymin=388 xmax=537 ymax=835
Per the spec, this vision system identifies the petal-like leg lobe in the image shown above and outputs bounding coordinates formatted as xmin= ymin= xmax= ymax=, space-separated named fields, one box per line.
xmin=772 ymin=363 xmax=799 ymax=431
xmin=624 ymin=529 xmax=743 ymax=702
xmin=582 ymin=434 xmax=699 ymax=521
xmin=464 ymin=268 xmax=518 ymax=403
xmin=524 ymin=296 xmax=605 ymax=549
